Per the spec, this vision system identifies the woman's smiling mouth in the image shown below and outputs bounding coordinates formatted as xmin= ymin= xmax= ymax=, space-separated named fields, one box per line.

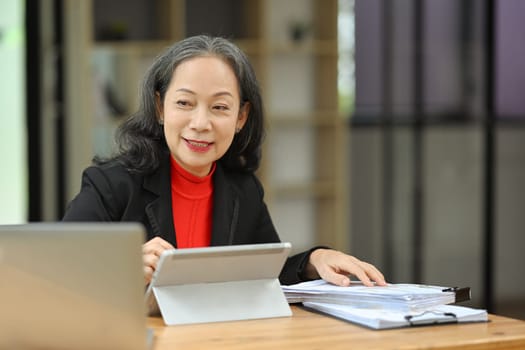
xmin=183 ymin=138 xmax=213 ymax=152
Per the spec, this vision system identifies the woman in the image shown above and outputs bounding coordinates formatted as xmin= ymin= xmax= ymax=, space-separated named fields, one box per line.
xmin=63 ymin=35 xmax=386 ymax=287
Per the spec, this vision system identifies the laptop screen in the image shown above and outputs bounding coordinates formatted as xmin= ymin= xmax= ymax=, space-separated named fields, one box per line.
xmin=0 ymin=222 xmax=149 ymax=350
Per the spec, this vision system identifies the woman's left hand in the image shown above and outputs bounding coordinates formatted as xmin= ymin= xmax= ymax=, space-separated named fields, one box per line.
xmin=306 ymin=249 xmax=387 ymax=287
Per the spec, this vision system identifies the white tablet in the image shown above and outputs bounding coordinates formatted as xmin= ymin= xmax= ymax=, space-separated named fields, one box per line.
xmin=145 ymin=242 xmax=292 ymax=325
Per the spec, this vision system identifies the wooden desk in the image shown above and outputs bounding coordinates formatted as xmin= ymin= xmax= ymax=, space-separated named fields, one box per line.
xmin=147 ymin=305 xmax=525 ymax=349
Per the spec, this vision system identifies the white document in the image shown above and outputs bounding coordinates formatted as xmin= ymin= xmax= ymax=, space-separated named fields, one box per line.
xmin=282 ymin=279 xmax=459 ymax=311
xmin=302 ymin=302 xmax=488 ymax=330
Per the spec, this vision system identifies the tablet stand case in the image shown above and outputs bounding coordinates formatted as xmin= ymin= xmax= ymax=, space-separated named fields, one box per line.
xmin=153 ymin=278 xmax=292 ymax=325
xmin=147 ymin=243 xmax=293 ymax=325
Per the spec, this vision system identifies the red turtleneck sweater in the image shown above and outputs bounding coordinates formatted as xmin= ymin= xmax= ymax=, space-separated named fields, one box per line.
xmin=170 ymin=157 xmax=215 ymax=248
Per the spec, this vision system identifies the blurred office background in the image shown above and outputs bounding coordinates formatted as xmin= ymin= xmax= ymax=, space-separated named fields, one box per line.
xmin=1 ymin=0 xmax=524 ymax=319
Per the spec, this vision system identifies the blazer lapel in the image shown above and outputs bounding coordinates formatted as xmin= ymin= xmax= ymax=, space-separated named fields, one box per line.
xmin=210 ymin=163 xmax=239 ymax=246
xmin=143 ymin=155 xmax=177 ymax=247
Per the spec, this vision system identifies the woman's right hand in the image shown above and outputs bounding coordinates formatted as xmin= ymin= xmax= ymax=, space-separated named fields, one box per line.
xmin=142 ymin=236 xmax=175 ymax=285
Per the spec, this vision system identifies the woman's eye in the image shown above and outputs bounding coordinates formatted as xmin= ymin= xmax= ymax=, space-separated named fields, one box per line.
xmin=176 ymin=100 xmax=191 ymax=107
xmin=213 ymin=105 xmax=229 ymax=111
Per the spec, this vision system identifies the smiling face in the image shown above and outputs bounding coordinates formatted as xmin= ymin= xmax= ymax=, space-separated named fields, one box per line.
xmin=157 ymin=56 xmax=248 ymax=177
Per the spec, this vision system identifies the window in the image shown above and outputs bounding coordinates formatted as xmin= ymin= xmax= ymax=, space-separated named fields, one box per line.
xmin=0 ymin=0 xmax=27 ymax=223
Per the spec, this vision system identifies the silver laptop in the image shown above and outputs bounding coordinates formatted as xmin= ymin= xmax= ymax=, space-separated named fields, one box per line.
xmin=0 ymin=223 xmax=151 ymax=350
xmin=145 ymin=242 xmax=293 ymax=325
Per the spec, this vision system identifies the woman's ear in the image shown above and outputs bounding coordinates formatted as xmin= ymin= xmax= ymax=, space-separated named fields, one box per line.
xmin=236 ymin=102 xmax=250 ymax=132
xmin=155 ymin=92 xmax=164 ymax=125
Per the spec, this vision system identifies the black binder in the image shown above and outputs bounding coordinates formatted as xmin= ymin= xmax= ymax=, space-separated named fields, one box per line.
xmin=442 ymin=287 xmax=471 ymax=303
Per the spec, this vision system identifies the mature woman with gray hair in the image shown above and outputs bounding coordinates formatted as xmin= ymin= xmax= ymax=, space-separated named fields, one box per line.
xmin=63 ymin=35 xmax=386 ymax=287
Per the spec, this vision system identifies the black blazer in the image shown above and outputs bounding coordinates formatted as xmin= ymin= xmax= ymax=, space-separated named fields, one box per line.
xmin=63 ymin=156 xmax=313 ymax=284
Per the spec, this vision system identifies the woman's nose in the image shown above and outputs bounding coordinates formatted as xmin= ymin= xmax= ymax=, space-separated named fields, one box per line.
xmin=189 ymin=106 xmax=212 ymax=131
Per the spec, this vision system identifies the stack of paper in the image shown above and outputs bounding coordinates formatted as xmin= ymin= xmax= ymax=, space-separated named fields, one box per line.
xmin=282 ymin=279 xmax=457 ymax=311
xmin=281 ymin=279 xmax=487 ymax=329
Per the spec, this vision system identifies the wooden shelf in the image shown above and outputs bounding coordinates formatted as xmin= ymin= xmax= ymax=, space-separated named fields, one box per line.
xmin=267 ymin=111 xmax=347 ymax=128
xmin=271 ymin=181 xmax=336 ymax=198
xmin=261 ymin=40 xmax=338 ymax=56
xmin=92 ymin=40 xmax=175 ymax=53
